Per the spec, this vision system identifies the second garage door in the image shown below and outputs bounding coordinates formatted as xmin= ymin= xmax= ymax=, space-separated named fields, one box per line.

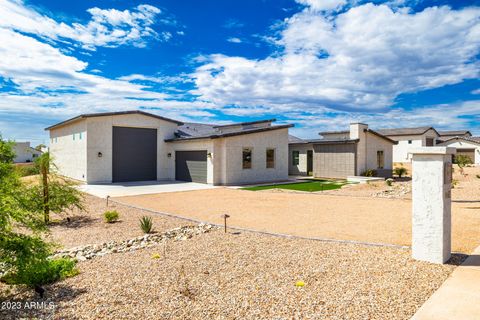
xmin=455 ymin=148 xmax=475 ymax=164
xmin=175 ymin=151 xmax=208 ymax=183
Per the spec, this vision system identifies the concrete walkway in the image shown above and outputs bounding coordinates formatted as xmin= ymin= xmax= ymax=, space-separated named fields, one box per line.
xmin=412 ymin=245 xmax=480 ymax=320
xmin=78 ymin=180 xmax=216 ymax=198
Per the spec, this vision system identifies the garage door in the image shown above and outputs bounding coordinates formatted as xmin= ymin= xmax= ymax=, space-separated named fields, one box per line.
xmin=455 ymin=148 xmax=475 ymax=164
xmin=112 ymin=126 xmax=157 ymax=182
xmin=175 ymin=151 xmax=207 ymax=183
xmin=312 ymin=143 xmax=356 ymax=178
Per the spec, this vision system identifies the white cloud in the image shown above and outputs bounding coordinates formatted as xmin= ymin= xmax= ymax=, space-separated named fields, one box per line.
xmin=295 ymin=0 xmax=348 ymax=11
xmin=227 ymin=37 xmax=242 ymax=43
xmin=192 ymin=4 xmax=480 ymax=113
xmin=0 ymin=0 xmax=170 ymax=50
xmin=472 ymin=88 xmax=480 ymax=95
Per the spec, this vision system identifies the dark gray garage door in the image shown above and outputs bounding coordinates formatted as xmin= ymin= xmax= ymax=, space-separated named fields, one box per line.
xmin=175 ymin=151 xmax=207 ymax=183
xmin=112 ymin=126 xmax=157 ymax=182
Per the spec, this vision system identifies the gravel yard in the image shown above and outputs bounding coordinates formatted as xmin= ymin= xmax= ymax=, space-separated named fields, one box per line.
xmin=116 ymin=187 xmax=480 ymax=253
xmin=46 ymin=194 xmax=194 ymax=249
xmin=0 ymin=230 xmax=463 ymax=320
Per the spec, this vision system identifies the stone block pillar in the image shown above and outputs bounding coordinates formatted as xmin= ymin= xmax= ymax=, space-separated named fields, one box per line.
xmin=409 ymin=147 xmax=456 ymax=264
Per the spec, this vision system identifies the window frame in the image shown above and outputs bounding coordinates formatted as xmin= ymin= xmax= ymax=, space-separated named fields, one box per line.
xmin=292 ymin=150 xmax=300 ymax=166
xmin=266 ymin=148 xmax=275 ymax=169
xmin=242 ymin=147 xmax=253 ymax=169
xmin=376 ymin=150 xmax=385 ymax=169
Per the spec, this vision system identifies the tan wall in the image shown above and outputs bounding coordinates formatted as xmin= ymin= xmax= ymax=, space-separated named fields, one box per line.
xmin=288 ymin=143 xmax=313 ymax=175
xmin=168 ymin=139 xmax=215 ymax=184
xmin=312 ymin=143 xmax=356 ymax=178
xmin=320 ymin=132 xmax=350 ymax=140
xmin=364 ymin=131 xmax=394 ymax=177
xmin=85 ymin=114 xmax=178 ymax=183
xmin=49 ymin=120 xmax=87 ymax=181
xmin=221 ymin=128 xmax=289 ymax=185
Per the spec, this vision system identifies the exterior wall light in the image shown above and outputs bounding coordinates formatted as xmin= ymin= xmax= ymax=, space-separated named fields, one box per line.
xmin=207 ymin=152 xmax=213 ymax=158
xmin=98 ymin=152 xmax=103 ymax=158
xmin=167 ymin=153 xmax=172 ymax=158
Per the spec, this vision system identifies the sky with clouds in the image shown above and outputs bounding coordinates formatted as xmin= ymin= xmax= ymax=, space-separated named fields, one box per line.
xmin=0 ymin=0 xmax=479 ymax=144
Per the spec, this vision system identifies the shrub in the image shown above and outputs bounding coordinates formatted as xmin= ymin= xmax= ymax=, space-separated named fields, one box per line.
xmin=2 ymin=257 xmax=78 ymax=287
xmin=393 ymin=166 xmax=408 ymax=178
xmin=15 ymin=164 xmax=40 ymax=177
xmin=361 ymin=169 xmax=377 ymax=177
xmin=103 ymin=210 xmax=119 ymax=223
xmin=140 ymin=216 xmax=153 ymax=234
xmin=476 ymin=174 xmax=480 ymax=179
xmin=385 ymin=178 xmax=394 ymax=186
xmin=452 ymin=179 xmax=459 ymax=188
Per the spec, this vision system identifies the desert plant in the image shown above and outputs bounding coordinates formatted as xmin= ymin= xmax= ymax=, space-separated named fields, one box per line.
xmin=104 ymin=210 xmax=119 ymax=223
xmin=0 ymin=136 xmax=78 ymax=290
xmin=361 ymin=169 xmax=377 ymax=177
xmin=454 ymin=154 xmax=473 ymax=176
xmin=385 ymin=178 xmax=394 ymax=186
xmin=140 ymin=216 xmax=153 ymax=234
xmin=452 ymin=179 xmax=459 ymax=188
xmin=476 ymin=174 xmax=480 ymax=179
xmin=393 ymin=166 xmax=408 ymax=178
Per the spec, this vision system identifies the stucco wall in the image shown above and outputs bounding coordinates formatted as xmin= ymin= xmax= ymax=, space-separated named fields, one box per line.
xmin=389 ymin=129 xmax=438 ymax=163
xmin=85 ymin=114 xmax=178 ymax=183
xmin=319 ymin=132 xmax=350 ymax=140
xmin=364 ymin=131 xmax=394 ymax=177
xmin=49 ymin=120 xmax=87 ymax=181
xmin=221 ymin=128 xmax=289 ymax=185
xmin=288 ymin=143 xmax=313 ymax=175
xmin=439 ymin=140 xmax=480 ymax=164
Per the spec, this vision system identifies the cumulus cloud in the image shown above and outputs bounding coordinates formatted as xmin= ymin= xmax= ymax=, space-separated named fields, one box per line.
xmin=227 ymin=37 xmax=242 ymax=43
xmin=0 ymin=0 xmax=171 ymax=50
xmin=192 ymin=4 xmax=480 ymax=113
xmin=295 ymin=0 xmax=348 ymax=11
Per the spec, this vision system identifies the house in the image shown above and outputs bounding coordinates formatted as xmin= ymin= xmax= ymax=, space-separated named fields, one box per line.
xmin=289 ymin=123 xmax=396 ymax=178
xmin=437 ymin=136 xmax=480 ymax=165
xmin=375 ymin=127 xmax=440 ymax=163
xmin=13 ymin=142 xmax=43 ymax=163
xmin=45 ymin=110 xmax=293 ymax=185
xmin=437 ymin=130 xmax=472 ymax=144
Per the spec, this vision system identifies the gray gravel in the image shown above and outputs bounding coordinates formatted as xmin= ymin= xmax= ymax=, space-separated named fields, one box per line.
xmin=1 ymin=229 xmax=461 ymax=320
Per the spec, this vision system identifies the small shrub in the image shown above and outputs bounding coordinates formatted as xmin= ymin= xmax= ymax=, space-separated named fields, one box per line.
xmin=385 ymin=178 xmax=394 ymax=186
xmin=393 ymin=166 xmax=408 ymax=178
xmin=476 ymin=174 xmax=480 ymax=179
xmin=15 ymin=164 xmax=40 ymax=177
xmin=361 ymin=169 xmax=377 ymax=177
xmin=452 ymin=179 xmax=459 ymax=188
xmin=103 ymin=210 xmax=119 ymax=223
xmin=2 ymin=258 xmax=78 ymax=287
xmin=140 ymin=216 xmax=153 ymax=234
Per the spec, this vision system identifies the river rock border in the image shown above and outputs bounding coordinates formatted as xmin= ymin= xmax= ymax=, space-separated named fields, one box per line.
xmin=52 ymin=223 xmax=218 ymax=261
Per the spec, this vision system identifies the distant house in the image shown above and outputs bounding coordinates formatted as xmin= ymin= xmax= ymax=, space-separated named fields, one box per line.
xmin=13 ymin=142 xmax=43 ymax=163
xmin=289 ymin=123 xmax=396 ymax=178
xmin=375 ymin=127 xmax=440 ymax=163
xmin=437 ymin=136 xmax=480 ymax=165
xmin=437 ymin=130 xmax=472 ymax=143
xmin=45 ymin=110 xmax=293 ymax=185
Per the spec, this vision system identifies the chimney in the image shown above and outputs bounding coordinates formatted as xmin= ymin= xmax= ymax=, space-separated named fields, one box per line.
xmin=349 ymin=123 xmax=368 ymax=140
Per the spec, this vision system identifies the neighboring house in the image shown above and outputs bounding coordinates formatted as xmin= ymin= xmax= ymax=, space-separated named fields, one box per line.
xmin=46 ymin=110 xmax=293 ymax=185
xmin=437 ymin=136 xmax=480 ymax=165
xmin=376 ymin=127 xmax=440 ymax=163
xmin=289 ymin=123 xmax=396 ymax=178
xmin=13 ymin=142 xmax=43 ymax=163
xmin=437 ymin=130 xmax=472 ymax=143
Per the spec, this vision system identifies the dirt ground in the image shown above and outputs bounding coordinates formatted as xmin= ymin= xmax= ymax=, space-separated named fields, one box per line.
xmin=115 ymin=181 xmax=480 ymax=253
xmin=1 ymin=230 xmax=462 ymax=320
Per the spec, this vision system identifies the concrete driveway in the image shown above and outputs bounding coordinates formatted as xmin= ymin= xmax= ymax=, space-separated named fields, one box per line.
xmin=78 ymin=180 xmax=216 ymax=198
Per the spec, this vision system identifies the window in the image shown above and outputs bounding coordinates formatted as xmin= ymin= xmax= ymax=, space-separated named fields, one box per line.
xmin=426 ymin=138 xmax=434 ymax=146
xmin=408 ymin=140 xmax=412 ymax=144
xmin=292 ymin=151 xmax=300 ymax=165
xmin=266 ymin=148 xmax=275 ymax=168
xmin=79 ymin=132 xmax=82 ymax=140
xmin=73 ymin=133 xmax=75 ymax=141
xmin=377 ymin=150 xmax=384 ymax=169
xmin=242 ymin=148 xmax=252 ymax=169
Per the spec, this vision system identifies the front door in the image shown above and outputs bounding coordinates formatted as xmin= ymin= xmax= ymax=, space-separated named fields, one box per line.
xmin=307 ymin=150 xmax=313 ymax=176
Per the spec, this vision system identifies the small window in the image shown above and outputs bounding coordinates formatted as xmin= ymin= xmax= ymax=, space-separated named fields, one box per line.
xmin=377 ymin=150 xmax=384 ymax=169
xmin=408 ymin=140 xmax=412 ymax=144
xmin=242 ymin=148 xmax=252 ymax=169
xmin=73 ymin=133 xmax=75 ymax=141
xmin=79 ymin=132 xmax=82 ymax=140
xmin=266 ymin=148 xmax=275 ymax=168
xmin=292 ymin=151 xmax=300 ymax=165
xmin=426 ymin=138 xmax=434 ymax=146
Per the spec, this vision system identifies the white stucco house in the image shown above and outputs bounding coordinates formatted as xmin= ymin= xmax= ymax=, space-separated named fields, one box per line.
xmin=437 ymin=136 xmax=480 ymax=165
xmin=46 ymin=110 xmax=292 ymax=185
xmin=13 ymin=142 xmax=43 ymax=163
xmin=375 ymin=127 xmax=440 ymax=163
xmin=289 ymin=123 xmax=397 ymax=178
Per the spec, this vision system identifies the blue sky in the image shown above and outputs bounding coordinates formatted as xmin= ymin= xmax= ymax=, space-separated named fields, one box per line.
xmin=0 ymin=0 xmax=479 ymax=145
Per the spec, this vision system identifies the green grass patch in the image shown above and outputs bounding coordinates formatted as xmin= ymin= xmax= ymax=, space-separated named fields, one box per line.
xmin=242 ymin=180 xmax=349 ymax=192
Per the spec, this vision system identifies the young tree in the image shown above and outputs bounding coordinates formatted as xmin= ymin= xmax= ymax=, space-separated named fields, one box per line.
xmin=454 ymin=154 xmax=473 ymax=176
xmin=26 ymin=152 xmax=84 ymax=224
